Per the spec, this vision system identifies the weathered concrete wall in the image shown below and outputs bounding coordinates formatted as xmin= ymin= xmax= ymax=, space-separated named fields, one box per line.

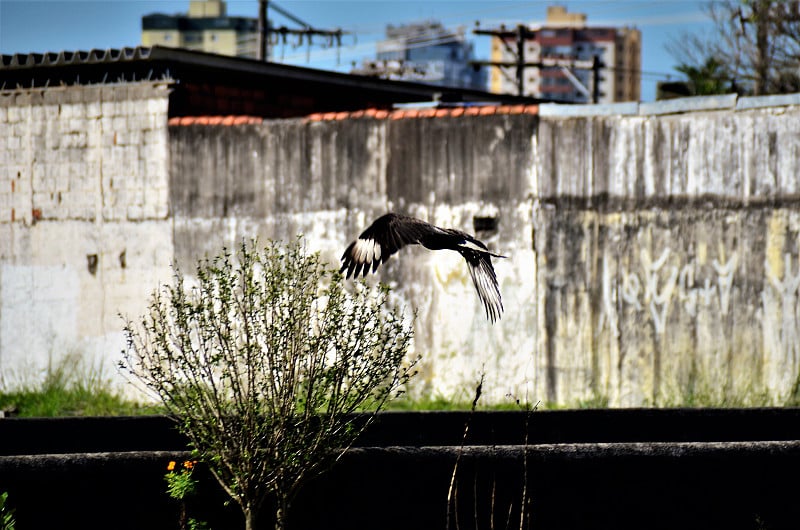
xmin=168 ymin=114 xmax=539 ymax=403
xmin=534 ymin=104 xmax=800 ymax=406
xmin=0 ymin=82 xmax=173 ymax=387
xmin=4 ymin=82 xmax=800 ymax=407
xmin=537 ymin=106 xmax=800 ymax=200
xmin=168 ymin=101 xmax=800 ymax=406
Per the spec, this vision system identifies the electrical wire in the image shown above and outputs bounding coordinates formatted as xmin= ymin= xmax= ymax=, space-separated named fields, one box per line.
xmin=270 ymin=1 xmax=709 ymax=81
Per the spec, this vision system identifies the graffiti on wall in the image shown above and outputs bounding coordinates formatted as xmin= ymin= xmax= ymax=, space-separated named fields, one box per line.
xmin=763 ymin=253 xmax=800 ymax=370
xmin=599 ymin=242 xmax=800 ymax=369
xmin=600 ymin=247 xmax=739 ymax=337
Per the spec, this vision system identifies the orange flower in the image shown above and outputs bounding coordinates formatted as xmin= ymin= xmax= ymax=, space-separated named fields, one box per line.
xmin=183 ymin=460 xmax=196 ymax=470
xmin=167 ymin=461 xmax=176 ymax=471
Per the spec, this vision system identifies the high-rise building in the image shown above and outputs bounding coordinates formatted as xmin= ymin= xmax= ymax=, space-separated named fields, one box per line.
xmin=355 ymin=21 xmax=487 ymax=91
xmin=489 ymin=6 xmax=641 ymax=103
xmin=141 ymin=0 xmax=259 ymax=59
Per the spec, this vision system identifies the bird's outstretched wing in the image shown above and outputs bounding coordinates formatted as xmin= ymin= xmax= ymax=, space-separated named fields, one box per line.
xmin=340 ymin=213 xmax=434 ymax=278
xmin=460 ymin=248 xmax=504 ymax=323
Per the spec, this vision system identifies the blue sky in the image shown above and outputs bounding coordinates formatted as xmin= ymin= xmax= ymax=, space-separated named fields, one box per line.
xmin=0 ymin=1 xmax=713 ymax=101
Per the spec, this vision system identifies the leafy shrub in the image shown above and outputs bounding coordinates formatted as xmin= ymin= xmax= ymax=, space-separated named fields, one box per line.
xmin=122 ymin=239 xmax=416 ymax=530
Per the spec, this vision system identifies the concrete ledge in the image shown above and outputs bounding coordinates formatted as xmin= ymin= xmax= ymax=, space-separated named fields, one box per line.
xmin=736 ymin=92 xmax=800 ymax=110
xmin=0 ymin=450 xmax=188 ymax=469
xmin=535 ymin=92 xmax=800 ymax=118
xmin=4 ymin=439 xmax=796 ymax=468
xmin=539 ymin=101 xmax=639 ymax=117
xmin=378 ymin=439 xmax=800 ymax=456
xmin=639 ymin=93 xmax=738 ymax=115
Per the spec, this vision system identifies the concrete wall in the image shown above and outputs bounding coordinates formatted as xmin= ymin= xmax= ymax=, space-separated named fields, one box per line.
xmin=534 ymin=102 xmax=800 ymax=406
xmin=0 ymin=82 xmax=173 ymax=387
xmin=168 ymin=101 xmax=800 ymax=406
xmin=168 ymin=114 xmax=539 ymax=403
xmin=4 ymin=81 xmax=800 ymax=407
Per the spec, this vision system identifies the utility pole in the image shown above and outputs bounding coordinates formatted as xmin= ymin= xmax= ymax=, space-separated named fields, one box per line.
xmin=592 ymin=55 xmax=601 ymax=104
xmin=258 ymin=0 xmax=268 ymax=61
xmin=473 ymin=23 xmax=603 ymax=102
xmin=515 ymin=24 xmax=526 ymax=96
xmin=475 ymin=24 xmax=535 ymax=96
xmin=256 ymin=0 xmax=346 ymax=63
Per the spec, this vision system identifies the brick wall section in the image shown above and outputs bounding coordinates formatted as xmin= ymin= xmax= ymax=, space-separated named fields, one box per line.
xmin=0 ymin=82 xmax=173 ymax=389
xmin=0 ymin=82 xmax=170 ymax=226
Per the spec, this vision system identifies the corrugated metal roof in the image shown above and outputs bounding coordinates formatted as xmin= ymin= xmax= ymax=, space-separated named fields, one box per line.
xmin=1 ymin=47 xmax=152 ymax=69
xmin=0 ymin=45 xmax=543 ymax=107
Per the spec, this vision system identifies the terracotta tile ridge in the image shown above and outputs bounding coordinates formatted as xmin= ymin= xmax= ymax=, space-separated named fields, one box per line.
xmin=300 ymin=103 xmax=539 ymax=122
xmin=168 ymin=115 xmax=264 ymax=126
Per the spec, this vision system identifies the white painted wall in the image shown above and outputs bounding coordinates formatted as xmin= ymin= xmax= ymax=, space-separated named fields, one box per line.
xmin=0 ymin=83 xmax=174 ymax=391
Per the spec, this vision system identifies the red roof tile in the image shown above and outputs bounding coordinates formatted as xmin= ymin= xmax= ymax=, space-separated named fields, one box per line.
xmin=167 ymin=105 xmax=539 ymax=126
xmin=168 ymin=115 xmax=264 ymax=126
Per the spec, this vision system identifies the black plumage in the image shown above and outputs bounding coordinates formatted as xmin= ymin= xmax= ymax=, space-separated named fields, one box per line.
xmin=340 ymin=213 xmax=506 ymax=323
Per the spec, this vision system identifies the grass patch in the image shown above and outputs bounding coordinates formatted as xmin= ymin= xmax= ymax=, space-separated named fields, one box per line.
xmin=386 ymin=392 xmax=537 ymax=411
xmin=3 ymin=354 xmax=791 ymax=416
xmin=0 ymin=354 xmax=161 ymax=417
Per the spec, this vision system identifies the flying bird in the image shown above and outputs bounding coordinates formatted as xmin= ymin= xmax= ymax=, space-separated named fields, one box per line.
xmin=340 ymin=213 xmax=506 ymax=323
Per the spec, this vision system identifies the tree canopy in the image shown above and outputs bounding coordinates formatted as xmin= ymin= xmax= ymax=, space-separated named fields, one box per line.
xmin=670 ymin=0 xmax=800 ymax=96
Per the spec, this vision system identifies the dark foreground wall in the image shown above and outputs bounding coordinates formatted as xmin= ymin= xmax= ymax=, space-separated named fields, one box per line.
xmin=1 ymin=409 xmax=799 ymax=530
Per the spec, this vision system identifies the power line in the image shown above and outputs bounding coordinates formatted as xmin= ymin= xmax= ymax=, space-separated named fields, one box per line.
xmin=255 ymin=4 xmax=686 ymax=88
xmin=278 ymin=27 xmax=469 ymax=66
xmin=257 ymin=0 xmax=348 ymax=62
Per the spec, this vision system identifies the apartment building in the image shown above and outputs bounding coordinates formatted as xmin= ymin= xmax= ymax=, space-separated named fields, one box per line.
xmin=490 ymin=6 xmax=641 ymax=103
xmin=355 ymin=20 xmax=487 ymax=91
xmin=141 ymin=0 xmax=259 ymax=59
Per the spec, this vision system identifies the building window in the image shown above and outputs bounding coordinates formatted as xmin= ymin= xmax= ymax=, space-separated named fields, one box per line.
xmin=163 ymin=34 xmax=172 ymax=41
